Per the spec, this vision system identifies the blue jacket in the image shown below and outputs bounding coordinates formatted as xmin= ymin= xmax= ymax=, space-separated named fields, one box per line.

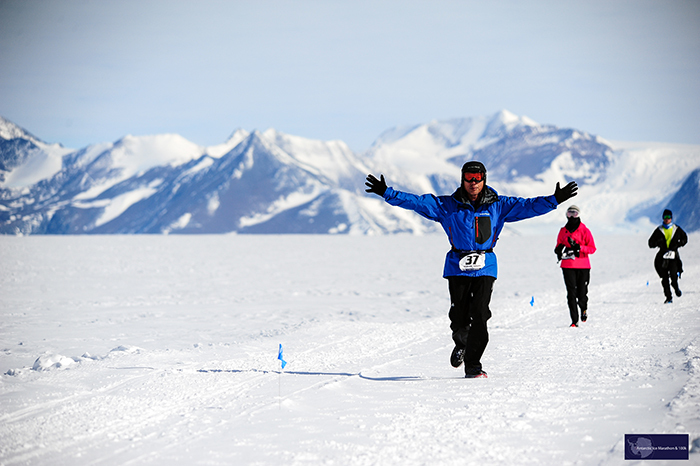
xmin=383 ymin=185 xmax=558 ymax=278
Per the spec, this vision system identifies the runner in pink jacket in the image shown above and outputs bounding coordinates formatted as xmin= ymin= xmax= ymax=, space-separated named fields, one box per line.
xmin=554 ymin=205 xmax=596 ymax=327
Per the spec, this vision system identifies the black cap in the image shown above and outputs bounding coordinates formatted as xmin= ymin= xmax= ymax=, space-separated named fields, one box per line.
xmin=461 ymin=161 xmax=486 ymax=174
xmin=663 ymin=209 xmax=672 ymax=219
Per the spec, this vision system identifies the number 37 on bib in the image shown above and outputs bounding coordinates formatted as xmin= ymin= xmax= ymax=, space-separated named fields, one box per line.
xmin=458 ymin=251 xmax=486 ymax=271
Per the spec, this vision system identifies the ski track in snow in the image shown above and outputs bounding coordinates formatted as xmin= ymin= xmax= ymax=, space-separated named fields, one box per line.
xmin=1 ymin=233 xmax=699 ymax=465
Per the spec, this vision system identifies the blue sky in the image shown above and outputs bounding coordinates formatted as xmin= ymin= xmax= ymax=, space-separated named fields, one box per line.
xmin=1 ymin=0 xmax=698 ymax=151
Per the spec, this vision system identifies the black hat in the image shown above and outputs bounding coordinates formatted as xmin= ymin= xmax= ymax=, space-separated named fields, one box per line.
xmin=663 ymin=209 xmax=672 ymax=219
xmin=462 ymin=161 xmax=487 ymax=174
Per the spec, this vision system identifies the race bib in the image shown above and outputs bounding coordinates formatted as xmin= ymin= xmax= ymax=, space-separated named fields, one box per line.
xmin=663 ymin=251 xmax=676 ymax=260
xmin=561 ymin=249 xmax=576 ymax=260
xmin=459 ymin=252 xmax=486 ymax=271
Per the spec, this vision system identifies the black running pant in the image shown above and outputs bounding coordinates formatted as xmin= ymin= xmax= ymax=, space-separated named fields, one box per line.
xmin=448 ymin=276 xmax=495 ymax=373
xmin=655 ymin=259 xmax=680 ymax=300
xmin=562 ymin=268 xmax=590 ymax=325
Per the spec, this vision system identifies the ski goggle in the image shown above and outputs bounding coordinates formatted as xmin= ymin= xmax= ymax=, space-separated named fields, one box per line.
xmin=663 ymin=215 xmax=672 ymax=220
xmin=463 ymin=172 xmax=484 ymax=183
xmin=566 ymin=210 xmax=579 ymax=218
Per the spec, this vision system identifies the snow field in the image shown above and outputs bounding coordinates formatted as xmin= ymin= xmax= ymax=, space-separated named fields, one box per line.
xmin=1 ymin=233 xmax=699 ymax=465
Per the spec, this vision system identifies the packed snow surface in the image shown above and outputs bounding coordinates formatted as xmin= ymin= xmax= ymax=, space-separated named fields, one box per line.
xmin=1 ymin=233 xmax=699 ymax=465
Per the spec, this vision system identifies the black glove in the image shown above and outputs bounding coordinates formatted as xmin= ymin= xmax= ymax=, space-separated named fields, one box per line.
xmin=554 ymin=181 xmax=578 ymax=204
xmin=568 ymin=238 xmax=581 ymax=257
xmin=554 ymin=244 xmax=564 ymax=261
xmin=365 ymin=174 xmax=387 ymax=196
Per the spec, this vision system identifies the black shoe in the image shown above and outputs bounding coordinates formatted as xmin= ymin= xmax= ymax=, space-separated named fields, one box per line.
xmin=450 ymin=346 xmax=465 ymax=368
xmin=664 ymin=297 xmax=673 ymax=304
xmin=465 ymin=370 xmax=487 ymax=379
xmin=581 ymin=310 xmax=587 ymax=322
xmin=570 ymin=323 xmax=578 ymax=328
xmin=675 ymin=288 xmax=682 ymax=297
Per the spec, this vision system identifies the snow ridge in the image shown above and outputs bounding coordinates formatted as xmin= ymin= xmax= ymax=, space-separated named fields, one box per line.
xmin=1 ymin=111 xmax=699 ymax=235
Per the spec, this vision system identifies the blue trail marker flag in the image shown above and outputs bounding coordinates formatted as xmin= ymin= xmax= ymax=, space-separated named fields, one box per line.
xmin=278 ymin=344 xmax=287 ymax=369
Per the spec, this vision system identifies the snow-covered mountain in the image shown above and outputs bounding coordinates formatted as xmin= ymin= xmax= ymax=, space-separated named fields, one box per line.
xmin=0 ymin=123 xmax=415 ymax=235
xmin=0 ymin=117 xmax=73 ymax=187
xmin=1 ymin=111 xmax=699 ymax=235
xmin=664 ymin=168 xmax=700 ymax=232
xmin=363 ymin=111 xmax=615 ymax=205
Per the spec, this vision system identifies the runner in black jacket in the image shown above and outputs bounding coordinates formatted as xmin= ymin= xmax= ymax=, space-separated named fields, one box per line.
xmin=648 ymin=209 xmax=688 ymax=303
